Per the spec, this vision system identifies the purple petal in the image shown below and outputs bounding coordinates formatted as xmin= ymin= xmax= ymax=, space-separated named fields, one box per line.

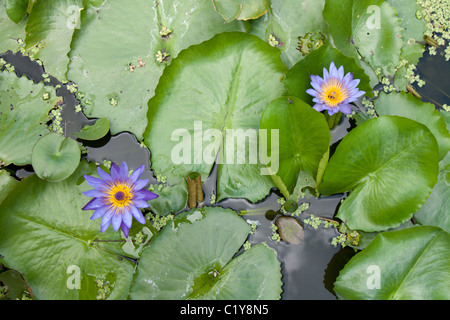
xmin=133 ymin=199 xmax=150 ymax=208
xmin=323 ymin=66 xmax=329 ymax=81
xmin=100 ymin=208 xmax=115 ymax=232
xmin=310 ymin=75 xmax=324 ymax=84
xmin=129 ymin=164 xmax=145 ymax=183
xmin=97 ymin=167 xmax=113 ymax=182
xmin=119 ymin=162 xmax=129 ymax=179
xmin=329 ymin=62 xmax=338 ymax=78
xmin=121 ymin=223 xmax=130 ymax=238
xmin=83 ymin=189 xmax=105 ymax=198
xmin=84 ymin=175 xmax=105 ymax=189
xmin=348 ymin=78 xmax=361 ymax=89
xmin=312 ymin=104 xmax=327 ymax=112
xmin=342 ymin=72 xmax=354 ymax=86
xmin=310 ymin=80 xmax=322 ymax=92
xmin=83 ymin=197 xmax=105 ymax=210
xmin=112 ymin=214 xmax=122 ymax=231
xmin=337 ymin=65 xmax=344 ymax=79
xmin=338 ymin=104 xmax=353 ymax=114
xmin=133 ymin=178 xmax=149 ymax=191
xmin=130 ymin=205 xmax=146 ymax=224
xmin=110 ymin=163 xmax=121 ymax=180
xmin=90 ymin=205 xmax=109 ymax=220
xmin=327 ymin=108 xmax=339 ymax=116
xmin=135 ymin=189 xmax=159 ymax=201
xmin=122 ymin=210 xmax=132 ymax=228
xmin=306 ymin=88 xmax=318 ymax=97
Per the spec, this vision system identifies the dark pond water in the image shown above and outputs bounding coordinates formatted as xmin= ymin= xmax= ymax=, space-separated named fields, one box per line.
xmin=1 ymin=42 xmax=448 ymax=299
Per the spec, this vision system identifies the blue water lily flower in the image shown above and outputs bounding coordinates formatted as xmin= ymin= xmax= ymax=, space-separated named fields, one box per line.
xmin=82 ymin=162 xmax=158 ymax=238
xmin=306 ymin=62 xmax=365 ymax=116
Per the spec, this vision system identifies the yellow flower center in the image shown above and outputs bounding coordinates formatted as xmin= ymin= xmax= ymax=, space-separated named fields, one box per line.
xmin=320 ymin=78 xmax=349 ymax=108
xmin=105 ymin=181 xmax=133 ymax=213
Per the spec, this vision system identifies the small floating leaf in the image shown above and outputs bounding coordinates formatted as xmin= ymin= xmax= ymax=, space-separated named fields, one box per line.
xmin=71 ymin=117 xmax=110 ymax=141
xmin=31 ymin=133 xmax=81 ymax=182
xmin=275 ymin=216 xmax=304 ymax=245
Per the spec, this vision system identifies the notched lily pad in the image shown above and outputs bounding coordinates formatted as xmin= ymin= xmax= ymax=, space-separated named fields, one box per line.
xmin=31 ymin=132 xmax=81 ymax=182
xmin=129 ymin=207 xmax=283 ymax=300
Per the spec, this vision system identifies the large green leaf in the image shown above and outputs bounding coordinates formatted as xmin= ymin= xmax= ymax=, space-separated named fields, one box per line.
xmin=319 ymin=115 xmax=439 ymax=232
xmin=374 ymin=92 xmax=450 ymax=160
xmin=414 ymin=152 xmax=450 ymax=233
xmin=0 ymin=71 xmax=59 ymax=166
xmin=129 ymin=207 xmax=282 ymax=299
xmin=283 ymin=45 xmax=373 ymax=105
xmin=25 ymin=0 xmax=83 ymax=82
xmin=0 ymin=170 xmax=19 ymax=205
xmin=0 ymin=161 xmax=135 ymax=299
xmin=323 ymin=0 xmax=403 ymax=79
xmin=0 ymin=0 xmax=26 ymax=53
xmin=260 ymin=96 xmax=330 ymax=198
xmin=67 ymin=0 xmax=246 ymax=139
xmin=386 ymin=0 xmax=426 ymax=90
xmin=5 ymin=0 xmax=28 ymax=23
xmin=144 ymin=32 xmax=287 ymax=202
xmin=334 ymin=226 xmax=450 ymax=299
xmin=249 ymin=0 xmax=329 ymax=68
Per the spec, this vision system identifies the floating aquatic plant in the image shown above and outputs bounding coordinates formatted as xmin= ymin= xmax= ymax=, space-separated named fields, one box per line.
xmin=306 ymin=62 xmax=365 ymax=116
xmin=82 ymin=162 xmax=158 ymax=237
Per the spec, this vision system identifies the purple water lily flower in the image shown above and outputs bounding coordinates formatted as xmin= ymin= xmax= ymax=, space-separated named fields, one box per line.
xmin=306 ymin=62 xmax=365 ymax=116
xmin=82 ymin=162 xmax=158 ymax=238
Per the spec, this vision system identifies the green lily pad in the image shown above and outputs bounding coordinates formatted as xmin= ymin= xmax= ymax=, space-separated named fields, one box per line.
xmin=319 ymin=115 xmax=439 ymax=232
xmin=385 ymin=0 xmax=426 ymax=90
xmin=5 ymin=0 xmax=28 ymax=23
xmin=25 ymin=0 xmax=84 ymax=82
xmin=0 ymin=170 xmax=19 ymax=205
xmin=67 ymin=0 xmax=246 ymax=139
xmin=249 ymin=0 xmax=329 ymax=68
xmin=414 ymin=152 xmax=450 ymax=233
xmin=212 ymin=0 xmax=269 ymax=22
xmin=0 ymin=0 xmax=26 ymax=53
xmin=0 ymin=161 xmax=135 ymax=299
xmin=144 ymin=32 xmax=287 ymax=202
xmin=374 ymin=92 xmax=450 ymax=160
xmin=260 ymin=96 xmax=330 ymax=198
xmin=129 ymin=207 xmax=282 ymax=300
xmin=0 ymin=71 xmax=59 ymax=166
xmin=323 ymin=0 xmax=403 ymax=80
xmin=334 ymin=226 xmax=450 ymax=299
xmin=71 ymin=117 xmax=109 ymax=141
xmin=31 ymin=132 xmax=81 ymax=182
xmin=147 ymin=181 xmax=188 ymax=216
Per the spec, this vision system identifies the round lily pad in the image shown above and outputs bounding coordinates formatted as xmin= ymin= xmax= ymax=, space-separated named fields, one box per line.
xmin=31 ymin=132 xmax=81 ymax=182
xmin=129 ymin=207 xmax=283 ymax=299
